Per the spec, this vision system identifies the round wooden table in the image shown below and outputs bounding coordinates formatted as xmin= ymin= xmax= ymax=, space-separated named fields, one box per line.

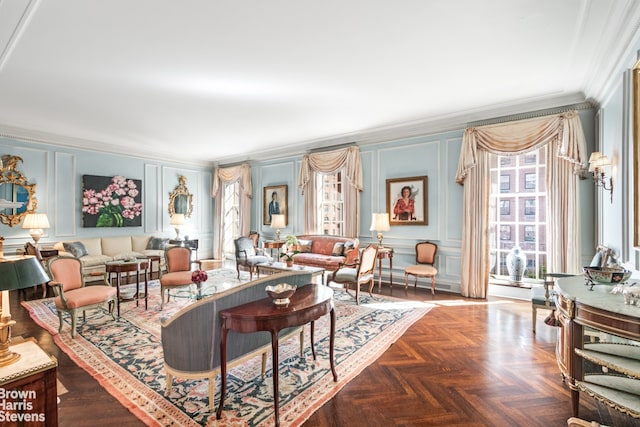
xmin=216 ymin=283 xmax=337 ymax=426
xmin=105 ymin=260 xmax=149 ymax=318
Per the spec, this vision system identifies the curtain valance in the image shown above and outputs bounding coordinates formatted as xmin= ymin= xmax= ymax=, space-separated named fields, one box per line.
xmin=212 ymin=163 xmax=252 ymax=199
xmin=297 ymin=146 xmax=363 ymax=194
xmin=456 ymin=111 xmax=587 ymax=185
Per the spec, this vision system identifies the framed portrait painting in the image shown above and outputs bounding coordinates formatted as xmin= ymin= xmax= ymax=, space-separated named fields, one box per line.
xmin=263 ymin=184 xmax=287 ymax=225
xmin=386 ymin=176 xmax=428 ymax=225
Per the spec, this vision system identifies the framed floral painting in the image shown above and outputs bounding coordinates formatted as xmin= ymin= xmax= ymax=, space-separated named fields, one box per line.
xmin=82 ymin=175 xmax=143 ymax=227
xmin=386 ymin=176 xmax=428 ymax=225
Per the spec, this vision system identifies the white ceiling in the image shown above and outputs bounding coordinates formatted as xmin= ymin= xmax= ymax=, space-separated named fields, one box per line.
xmin=1 ymin=0 xmax=639 ymax=165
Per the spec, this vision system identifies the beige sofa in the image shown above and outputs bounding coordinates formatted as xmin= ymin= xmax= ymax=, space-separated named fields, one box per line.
xmin=53 ymin=235 xmax=170 ymax=279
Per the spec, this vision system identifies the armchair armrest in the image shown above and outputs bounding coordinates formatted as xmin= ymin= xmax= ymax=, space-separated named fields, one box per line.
xmin=191 ymin=259 xmax=202 ymax=269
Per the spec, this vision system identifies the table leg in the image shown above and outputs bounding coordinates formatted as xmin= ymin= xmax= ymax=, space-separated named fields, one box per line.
xmin=329 ymin=307 xmax=337 ymax=382
xmin=115 ymin=274 xmax=121 ymax=318
xmin=144 ymin=266 xmax=148 ymax=310
xmin=271 ymin=329 xmax=280 ymax=426
xmin=378 ymin=257 xmax=383 ymax=292
xmin=310 ymin=320 xmax=317 ymax=360
xmin=389 ymin=254 xmax=393 ymax=289
xmin=135 ymin=269 xmax=140 ymax=308
xmin=216 ymin=327 xmax=229 ymax=420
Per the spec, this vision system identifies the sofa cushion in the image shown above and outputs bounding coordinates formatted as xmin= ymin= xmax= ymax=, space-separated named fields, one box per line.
xmin=78 ymin=254 xmax=113 ymax=267
xmin=132 ymin=235 xmax=151 ymax=252
xmin=101 ymin=236 xmax=134 ymax=257
xmin=146 ymin=237 xmax=169 ymax=250
xmin=113 ymin=251 xmax=145 ymax=261
xmin=63 ymin=241 xmax=88 ymax=258
xmin=292 ymin=253 xmax=346 ymax=270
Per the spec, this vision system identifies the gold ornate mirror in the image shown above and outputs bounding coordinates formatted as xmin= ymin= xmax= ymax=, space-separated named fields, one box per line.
xmin=168 ymin=175 xmax=193 ymax=218
xmin=0 ymin=155 xmax=37 ymax=227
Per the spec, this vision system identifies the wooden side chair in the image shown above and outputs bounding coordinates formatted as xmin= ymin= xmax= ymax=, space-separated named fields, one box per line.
xmin=331 ymin=244 xmax=379 ymax=304
xmin=404 ymin=241 xmax=438 ymax=294
xmin=159 ymin=246 xmax=201 ymax=310
xmin=47 ymin=256 xmax=117 ymax=338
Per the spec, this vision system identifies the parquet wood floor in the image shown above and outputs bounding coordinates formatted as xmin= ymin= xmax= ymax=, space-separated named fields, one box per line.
xmin=10 ymin=284 xmax=615 ymax=426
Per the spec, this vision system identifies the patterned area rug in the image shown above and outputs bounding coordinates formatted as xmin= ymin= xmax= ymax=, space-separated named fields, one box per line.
xmin=22 ymin=269 xmax=433 ymax=426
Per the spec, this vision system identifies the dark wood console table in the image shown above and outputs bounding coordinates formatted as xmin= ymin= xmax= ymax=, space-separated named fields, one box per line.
xmin=216 ymin=283 xmax=337 ymax=426
xmin=555 ymin=275 xmax=640 ymax=420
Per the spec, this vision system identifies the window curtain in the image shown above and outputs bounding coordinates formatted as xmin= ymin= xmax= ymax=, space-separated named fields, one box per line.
xmin=297 ymin=146 xmax=363 ymax=237
xmin=455 ymin=111 xmax=587 ymax=298
xmin=211 ymin=163 xmax=252 ymax=259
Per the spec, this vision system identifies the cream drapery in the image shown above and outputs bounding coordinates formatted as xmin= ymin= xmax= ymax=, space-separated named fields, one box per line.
xmin=455 ymin=111 xmax=587 ymax=298
xmin=297 ymin=146 xmax=363 ymax=237
xmin=211 ymin=163 xmax=252 ymax=259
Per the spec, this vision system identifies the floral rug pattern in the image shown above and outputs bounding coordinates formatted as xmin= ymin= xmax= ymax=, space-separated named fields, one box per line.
xmin=22 ymin=269 xmax=433 ymax=426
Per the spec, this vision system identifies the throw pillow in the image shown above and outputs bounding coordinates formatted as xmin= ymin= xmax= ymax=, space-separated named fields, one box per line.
xmin=332 ymin=242 xmax=345 ymax=256
xmin=63 ymin=241 xmax=88 ymax=258
xmin=297 ymin=239 xmax=313 ymax=253
xmin=343 ymin=241 xmax=354 ymax=254
xmin=146 ymin=237 xmax=169 ymax=250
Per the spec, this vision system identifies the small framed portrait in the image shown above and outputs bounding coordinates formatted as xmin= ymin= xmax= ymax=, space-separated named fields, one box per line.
xmin=263 ymin=185 xmax=288 ymax=225
xmin=386 ymin=176 xmax=428 ymax=225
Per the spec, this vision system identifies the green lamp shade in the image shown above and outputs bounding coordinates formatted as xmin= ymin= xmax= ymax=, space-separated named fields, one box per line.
xmin=0 ymin=256 xmax=50 ymax=290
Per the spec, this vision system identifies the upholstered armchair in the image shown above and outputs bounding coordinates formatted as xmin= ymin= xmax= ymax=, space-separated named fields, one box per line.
xmin=234 ymin=236 xmax=270 ymax=280
xmin=331 ymin=244 xmax=379 ymax=304
xmin=47 ymin=256 xmax=117 ymax=338
xmin=159 ymin=246 xmax=201 ymax=310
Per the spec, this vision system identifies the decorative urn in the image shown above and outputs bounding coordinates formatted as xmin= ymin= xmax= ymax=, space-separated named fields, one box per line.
xmin=506 ymin=246 xmax=526 ymax=283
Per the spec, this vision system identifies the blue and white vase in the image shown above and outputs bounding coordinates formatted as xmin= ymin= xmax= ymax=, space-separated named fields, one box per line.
xmin=506 ymin=246 xmax=526 ymax=283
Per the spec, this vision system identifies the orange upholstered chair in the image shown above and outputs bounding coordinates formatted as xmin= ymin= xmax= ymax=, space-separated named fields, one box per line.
xmin=47 ymin=256 xmax=117 ymax=338
xmin=159 ymin=246 xmax=201 ymax=309
xmin=404 ymin=241 xmax=438 ymax=295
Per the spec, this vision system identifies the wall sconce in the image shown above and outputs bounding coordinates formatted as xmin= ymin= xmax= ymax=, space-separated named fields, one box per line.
xmin=169 ymin=213 xmax=185 ymax=240
xmin=22 ymin=213 xmax=50 ymax=246
xmin=588 ymin=151 xmax=613 ymax=203
xmin=270 ymin=214 xmax=286 ymax=241
xmin=370 ymin=213 xmax=390 ymax=247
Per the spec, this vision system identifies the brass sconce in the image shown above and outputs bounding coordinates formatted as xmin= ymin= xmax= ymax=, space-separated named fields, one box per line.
xmin=588 ymin=151 xmax=613 ymax=203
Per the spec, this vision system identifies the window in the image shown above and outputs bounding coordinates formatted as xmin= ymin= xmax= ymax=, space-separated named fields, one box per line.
xmin=316 ymin=172 xmax=344 ymax=236
xmin=222 ymin=181 xmax=241 ymax=258
xmin=489 ymin=147 xmax=547 ymax=281
xmin=500 ymin=175 xmax=510 ymax=192
xmin=524 ymin=225 xmax=535 ymax=241
xmin=500 ymin=200 xmax=510 ymax=215
xmin=500 ymin=225 xmax=511 ymax=240
xmin=524 ymin=199 xmax=535 ymax=215
xmin=524 ymin=173 xmax=536 ymax=190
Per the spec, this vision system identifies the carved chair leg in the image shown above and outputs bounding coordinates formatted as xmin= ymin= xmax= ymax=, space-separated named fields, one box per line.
xmin=299 ymin=329 xmax=304 ymax=357
xmin=71 ymin=310 xmax=78 ymax=338
xmin=261 ymin=353 xmax=267 ymax=378
xmin=165 ymin=370 xmax=173 ymax=396
xmin=532 ymin=306 xmax=537 ymax=334
xmin=431 ymin=276 xmax=435 ymax=295
xmin=57 ymin=311 xmax=64 ymax=333
xmin=404 ymin=273 xmax=409 ymax=290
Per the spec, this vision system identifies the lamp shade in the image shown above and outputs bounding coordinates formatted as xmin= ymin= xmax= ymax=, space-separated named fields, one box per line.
xmin=22 ymin=213 xmax=50 ymax=230
xmin=270 ymin=214 xmax=286 ymax=229
xmin=370 ymin=213 xmax=390 ymax=232
xmin=588 ymin=151 xmax=603 ymax=164
xmin=0 ymin=256 xmax=50 ymax=291
xmin=170 ymin=213 xmax=185 ymax=226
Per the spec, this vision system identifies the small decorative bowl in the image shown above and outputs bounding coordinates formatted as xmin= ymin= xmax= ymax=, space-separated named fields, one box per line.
xmin=265 ymin=283 xmax=297 ymax=306
xmin=583 ymin=266 xmax=632 ymax=285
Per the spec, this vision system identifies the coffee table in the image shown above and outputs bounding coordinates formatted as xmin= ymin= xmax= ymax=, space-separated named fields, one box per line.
xmin=105 ymin=259 xmax=148 ymax=318
xmin=256 ymin=262 xmax=325 ymax=283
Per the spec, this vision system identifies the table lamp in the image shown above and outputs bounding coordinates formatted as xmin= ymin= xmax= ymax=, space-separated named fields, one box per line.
xmin=370 ymin=213 xmax=390 ymax=248
xmin=0 ymin=255 xmax=50 ymax=366
xmin=22 ymin=213 xmax=50 ymax=246
xmin=270 ymin=214 xmax=286 ymax=241
xmin=170 ymin=213 xmax=185 ymax=240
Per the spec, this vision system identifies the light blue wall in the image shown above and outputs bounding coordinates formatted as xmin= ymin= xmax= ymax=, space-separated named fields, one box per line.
xmin=249 ymin=113 xmax=596 ymax=294
xmin=0 ymin=138 xmax=214 ymax=258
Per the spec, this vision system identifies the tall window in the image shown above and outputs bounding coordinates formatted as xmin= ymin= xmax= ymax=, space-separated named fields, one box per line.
xmin=315 ymin=172 xmax=344 ymax=236
xmin=489 ymin=148 xmax=547 ymax=280
xmin=222 ymin=181 xmax=240 ymax=259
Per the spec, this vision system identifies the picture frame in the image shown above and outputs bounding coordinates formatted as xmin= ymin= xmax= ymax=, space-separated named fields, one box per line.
xmin=386 ymin=176 xmax=428 ymax=225
xmin=263 ymin=184 xmax=287 ymax=225
xmin=82 ymin=175 xmax=143 ymax=227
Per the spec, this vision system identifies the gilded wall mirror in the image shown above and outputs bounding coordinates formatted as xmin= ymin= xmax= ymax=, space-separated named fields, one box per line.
xmin=0 ymin=155 xmax=37 ymax=227
xmin=168 ymin=175 xmax=193 ymax=218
